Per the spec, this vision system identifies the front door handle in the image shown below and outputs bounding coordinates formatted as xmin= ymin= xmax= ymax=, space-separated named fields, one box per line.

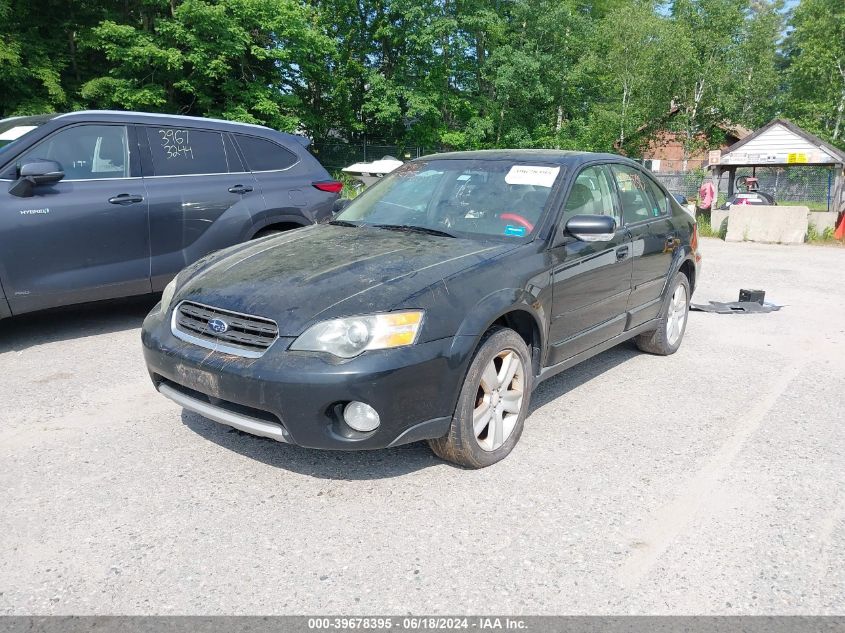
xmin=108 ymin=194 xmax=144 ymax=205
xmin=228 ymin=184 xmax=254 ymax=194
xmin=616 ymin=245 xmax=629 ymax=261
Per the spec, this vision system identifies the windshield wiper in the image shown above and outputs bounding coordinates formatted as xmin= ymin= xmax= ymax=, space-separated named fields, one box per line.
xmin=329 ymin=219 xmax=360 ymax=227
xmin=371 ymin=224 xmax=456 ymax=238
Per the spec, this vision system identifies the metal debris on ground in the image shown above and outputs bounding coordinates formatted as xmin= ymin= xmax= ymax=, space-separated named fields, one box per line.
xmin=690 ymin=301 xmax=782 ymax=314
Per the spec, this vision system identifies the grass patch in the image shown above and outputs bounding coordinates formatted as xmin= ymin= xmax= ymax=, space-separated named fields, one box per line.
xmin=331 ymin=169 xmax=366 ymax=199
xmin=696 ymin=212 xmax=727 ymax=240
xmin=781 ymin=200 xmax=831 ymax=211
xmin=806 ymin=224 xmax=843 ymax=245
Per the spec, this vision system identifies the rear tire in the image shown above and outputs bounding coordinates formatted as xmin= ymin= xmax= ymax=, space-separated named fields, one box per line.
xmin=635 ymin=272 xmax=690 ymax=355
xmin=428 ymin=327 xmax=533 ymax=468
xmin=253 ymin=223 xmax=306 ymax=239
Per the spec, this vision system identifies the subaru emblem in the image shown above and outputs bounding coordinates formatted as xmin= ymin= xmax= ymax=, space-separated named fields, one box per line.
xmin=207 ymin=318 xmax=229 ymax=334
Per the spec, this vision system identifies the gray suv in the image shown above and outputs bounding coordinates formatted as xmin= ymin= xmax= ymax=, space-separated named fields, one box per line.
xmin=0 ymin=110 xmax=341 ymax=319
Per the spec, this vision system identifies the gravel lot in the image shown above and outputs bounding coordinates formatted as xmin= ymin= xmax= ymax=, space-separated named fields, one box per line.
xmin=1 ymin=238 xmax=843 ymax=615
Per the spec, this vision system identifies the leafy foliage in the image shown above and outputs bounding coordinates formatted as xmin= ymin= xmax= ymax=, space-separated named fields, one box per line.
xmin=0 ymin=0 xmax=841 ymax=151
xmin=783 ymin=0 xmax=845 ymax=143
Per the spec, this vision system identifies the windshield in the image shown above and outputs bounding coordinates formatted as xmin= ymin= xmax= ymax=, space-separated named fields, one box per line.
xmin=0 ymin=119 xmax=44 ymax=155
xmin=337 ymin=159 xmax=563 ymax=240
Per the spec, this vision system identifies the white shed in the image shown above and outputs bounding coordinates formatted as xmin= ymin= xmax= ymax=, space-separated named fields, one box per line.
xmin=711 ymin=118 xmax=845 ymax=212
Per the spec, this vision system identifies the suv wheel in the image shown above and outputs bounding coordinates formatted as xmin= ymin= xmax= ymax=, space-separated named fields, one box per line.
xmin=635 ymin=272 xmax=690 ymax=355
xmin=253 ymin=228 xmax=284 ymax=239
xmin=428 ymin=327 xmax=532 ymax=468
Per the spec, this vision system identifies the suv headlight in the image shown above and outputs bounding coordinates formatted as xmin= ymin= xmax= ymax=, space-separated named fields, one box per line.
xmin=160 ymin=277 xmax=178 ymax=314
xmin=291 ymin=311 xmax=424 ymax=358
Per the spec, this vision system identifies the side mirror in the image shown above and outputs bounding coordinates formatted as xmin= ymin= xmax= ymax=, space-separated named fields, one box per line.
xmin=565 ymin=214 xmax=617 ymax=242
xmin=332 ymin=198 xmax=351 ymax=215
xmin=9 ymin=160 xmax=64 ymax=197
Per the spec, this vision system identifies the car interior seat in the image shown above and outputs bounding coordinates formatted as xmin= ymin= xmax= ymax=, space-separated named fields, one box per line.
xmin=620 ymin=189 xmax=650 ymax=219
xmin=514 ymin=188 xmax=549 ymax=224
xmin=95 ymin=133 xmax=127 ymax=176
xmin=565 ymin=182 xmax=594 ymax=216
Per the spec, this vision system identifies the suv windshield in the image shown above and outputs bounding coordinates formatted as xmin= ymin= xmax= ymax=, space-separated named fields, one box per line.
xmin=337 ymin=159 xmax=562 ymax=241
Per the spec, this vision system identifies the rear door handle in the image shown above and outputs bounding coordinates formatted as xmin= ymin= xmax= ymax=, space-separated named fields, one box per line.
xmin=228 ymin=184 xmax=254 ymax=194
xmin=108 ymin=194 xmax=144 ymax=205
xmin=616 ymin=245 xmax=629 ymax=261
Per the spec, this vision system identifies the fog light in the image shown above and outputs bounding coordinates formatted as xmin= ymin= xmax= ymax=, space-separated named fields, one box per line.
xmin=343 ymin=401 xmax=380 ymax=432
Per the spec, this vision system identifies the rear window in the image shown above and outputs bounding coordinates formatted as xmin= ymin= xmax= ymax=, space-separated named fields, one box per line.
xmin=146 ymin=127 xmax=228 ymax=176
xmin=235 ymin=135 xmax=298 ymax=171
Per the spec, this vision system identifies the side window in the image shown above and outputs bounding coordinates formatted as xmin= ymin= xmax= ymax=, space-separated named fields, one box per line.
xmin=223 ymin=134 xmax=245 ymax=173
xmin=562 ymin=165 xmax=619 ymax=223
xmin=611 ymin=165 xmax=659 ymax=224
xmin=18 ymin=125 xmax=129 ymax=180
xmin=645 ymin=174 xmax=669 ymax=216
xmin=235 ymin=135 xmax=298 ymax=171
xmin=145 ymin=127 xmax=227 ymax=176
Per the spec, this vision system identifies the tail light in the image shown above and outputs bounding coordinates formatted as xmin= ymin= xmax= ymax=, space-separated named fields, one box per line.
xmin=313 ymin=180 xmax=343 ymax=194
xmin=691 ymin=223 xmax=701 ymax=262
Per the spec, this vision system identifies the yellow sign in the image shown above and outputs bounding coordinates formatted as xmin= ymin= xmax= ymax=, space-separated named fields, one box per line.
xmin=787 ymin=152 xmax=807 ymax=164
xmin=708 ymin=150 xmax=721 ymax=165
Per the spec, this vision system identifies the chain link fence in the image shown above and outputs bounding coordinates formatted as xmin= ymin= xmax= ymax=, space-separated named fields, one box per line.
xmin=642 ymin=159 xmax=837 ymax=210
xmin=310 ymin=141 xmax=437 ymax=171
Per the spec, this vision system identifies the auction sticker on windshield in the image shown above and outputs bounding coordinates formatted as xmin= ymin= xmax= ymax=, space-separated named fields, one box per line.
xmin=505 ymin=165 xmax=560 ymax=187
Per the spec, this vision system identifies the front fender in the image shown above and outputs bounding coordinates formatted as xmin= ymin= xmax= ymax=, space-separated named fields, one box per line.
xmin=663 ymin=245 xmax=697 ymax=296
xmin=449 ymin=287 xmax=546 ymax=361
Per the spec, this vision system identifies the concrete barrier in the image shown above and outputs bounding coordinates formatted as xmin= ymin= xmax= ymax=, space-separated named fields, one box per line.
xmin=710 ymin=208 xmax=729 ymax=237
xmin=725 ymin=205 xmax=809 ymax=245
xmin=808 ymin=211 xmax=838 ymax=234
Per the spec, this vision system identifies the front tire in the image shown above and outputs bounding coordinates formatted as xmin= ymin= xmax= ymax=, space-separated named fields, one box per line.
xmin=428 ymin=327 xmax=533 ymax=468
xmin=635 ymin=272 xmax=690 ymax=355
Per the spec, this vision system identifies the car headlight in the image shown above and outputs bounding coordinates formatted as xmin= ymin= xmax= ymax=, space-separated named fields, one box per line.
xmin=290 ymin=311 xmax=424 ymax=358
xmin=160 ymin=277 xmax=178 ymax=314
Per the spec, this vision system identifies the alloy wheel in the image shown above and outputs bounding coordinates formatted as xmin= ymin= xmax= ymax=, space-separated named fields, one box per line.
xmin=666 ymin=284 xmax=688 ymax=346
xmin=473 ymin=350 xmax=525 ymax=451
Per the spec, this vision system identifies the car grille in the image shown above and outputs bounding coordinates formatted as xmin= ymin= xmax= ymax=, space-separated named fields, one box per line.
xmin=172 ymin=301 xmax=278 ymax=357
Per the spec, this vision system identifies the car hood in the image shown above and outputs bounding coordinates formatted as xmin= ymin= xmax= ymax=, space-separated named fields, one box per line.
xmin=175 ymin=224 xmax=516 ymax=336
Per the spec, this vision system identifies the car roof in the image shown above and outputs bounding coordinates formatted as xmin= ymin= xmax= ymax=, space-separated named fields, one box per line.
xmin=0 ymin=114 xmax=56 ymax=127
xmin=419 ymin=149 xmax=637 ymax=167
xmin=9 ymin=110 xmax=310 ymax=146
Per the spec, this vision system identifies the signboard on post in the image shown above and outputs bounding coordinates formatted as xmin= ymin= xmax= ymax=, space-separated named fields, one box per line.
xmin=708 ymin=150 xmax=721 ymax=166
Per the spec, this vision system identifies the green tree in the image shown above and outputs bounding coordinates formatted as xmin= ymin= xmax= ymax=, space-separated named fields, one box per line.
xmin=80 ymin=0 xmax=333 ymax=132
xmin=576 ymin=2 xmax=689 ymax=153
xmin=0 ymin=0 xmax=796 ymax=154
xmin=783 ymin=0 xmax=845 ymax=145
xmin=730 ymin=0 xmax=784 ymax=128
xmin=667 ymin=0 xmax=752 ymax=160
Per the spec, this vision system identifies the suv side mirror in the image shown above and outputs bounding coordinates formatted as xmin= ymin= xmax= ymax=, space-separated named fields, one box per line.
xmin=565 ymin=214 xmax=617 ymax=242
xmin=9 ymin=160 xmax=65 ymax=197
xmin=332 ymin=198 xmax=351 ymax=215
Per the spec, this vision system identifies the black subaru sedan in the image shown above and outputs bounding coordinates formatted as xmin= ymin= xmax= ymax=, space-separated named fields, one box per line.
xmin=142 ymin=150 xmax=700 ymax=468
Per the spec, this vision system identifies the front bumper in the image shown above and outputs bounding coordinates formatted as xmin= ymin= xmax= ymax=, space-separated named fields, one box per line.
xmin=142 ymin=305 xmax=475 ymax=450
